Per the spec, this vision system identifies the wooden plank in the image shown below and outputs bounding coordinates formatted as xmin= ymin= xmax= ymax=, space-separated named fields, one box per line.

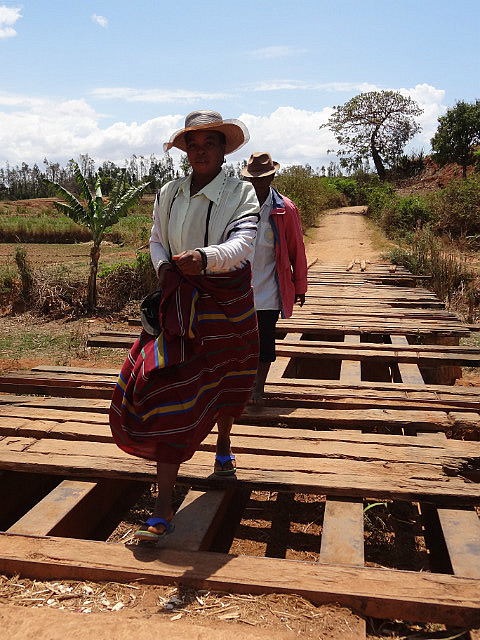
xmin=87 ymin=335 xmax=135 ymax=348
xmin=274 ymin=344 xmax=480 ymax=367
xmin=293 ymin=307 xmax=460 ymax=320
xmin=6 ymin=477 xmax=147 ymax=540
xmin=279 ymin=339 xmax=480 ymax=356
xmin=320 ymin=497 xmax=364 ymax=566
xmin=7 ymin=418 xmax=476 ymax=465
xmin=7 ymin=479 xmax=99 ymax=535
xmin=390 ymin=335 xmax=425 ymax=385
xmin=4 ymin=418 xmax=480 ymax=460
xmin=319 ymin=420 xmax=367 ymax=639
xmin=437 ymin=508 xmax=480 ymax=578
xmin=276 ymin=320 xmax=468 ymax=338
xmin=13 ymin=405 xmax=451 ymax=430
xmin=5 ymin=370 xmax=480 ymax=411
xmin=32 ymin=365 xmax=119 ymax=376
xmin=340 ymin=335 xmax=362 ymax=384
xmin=238 ymin=406 xmax=452 ymax=431
xmin=265 ymin=356 xmax=290 ymax=382
xmin=0 ymin=533 xmax=479 ymax=626
xmin=0 ymin=382 xmax=114 ymax=400
xmin=1 ymin=438 xmax=479 ymax=504
xmin=4 ymin=374 xmax=479 ymax=410
xmin=262 ymin=387 xmax=480 ymax=414
xmin=162 ymin=488 xmax=234 ymax=552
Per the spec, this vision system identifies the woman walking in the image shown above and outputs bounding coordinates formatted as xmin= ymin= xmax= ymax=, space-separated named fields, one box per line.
xmin=110 ymin=111 xmax=259 ymax=541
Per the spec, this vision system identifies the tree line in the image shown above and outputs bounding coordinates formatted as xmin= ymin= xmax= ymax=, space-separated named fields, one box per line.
xmin=0 ymin=152 xmax=246 ymax=201
xmin=2 ymin=90 xmax=479 ymax=202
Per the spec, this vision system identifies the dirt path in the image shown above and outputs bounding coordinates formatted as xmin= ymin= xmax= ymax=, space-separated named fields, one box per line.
xmin=305 ymin=205 xmax=383 ymax=264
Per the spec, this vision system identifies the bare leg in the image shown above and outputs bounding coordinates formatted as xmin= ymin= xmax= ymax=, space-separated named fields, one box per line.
xmin=214 ymin=414 xmax=235 ymax=473
xmin=250 ymin=361 xmax=271 ymax=405
xmin=216 ymin=414 xmax=234 ymax=456
xmin=147 ymin=461 xmax=179 ymax=535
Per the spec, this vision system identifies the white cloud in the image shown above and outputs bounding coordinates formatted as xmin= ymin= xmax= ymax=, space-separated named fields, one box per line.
xmin=249 ymin=45 xmax=306 ymax=59
xmin=251 ymin=80 xmax=379 ymax=93
xmin=401 ymin=83 xmax=447 ymax=149
xmin=0 ymin=6 xmax=22 ymax=39
xmin=92 ymin=14 xmax=108 ymax=28
xmin=0 ymin=84 xmax=447 ymax=170
xmin=0 ymin=95 xmax=181 ymax=166
xmin=238 ymin=106 xmax=337 ymax=170
xmin=0 ymin=91 xmax=44 ymax=108
xmin=92 ymin=87 xmax=233 ymax=103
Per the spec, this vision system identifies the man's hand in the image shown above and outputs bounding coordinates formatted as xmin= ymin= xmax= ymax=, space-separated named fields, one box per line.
xmin=172 ymin=250 xmax=204 ymax=275
xmin=295 ymin=293 xmax=306 ymax=307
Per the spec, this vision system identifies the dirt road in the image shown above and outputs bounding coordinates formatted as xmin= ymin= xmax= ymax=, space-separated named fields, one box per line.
xmin=305 ymin=205 xmax=383 ymax=264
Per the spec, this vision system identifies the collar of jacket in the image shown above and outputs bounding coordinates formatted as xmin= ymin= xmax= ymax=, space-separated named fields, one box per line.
xmin=270 ymin=187 xmax=286 ymax=215
xmin=178 ymin=169 xmax=227 ymax=205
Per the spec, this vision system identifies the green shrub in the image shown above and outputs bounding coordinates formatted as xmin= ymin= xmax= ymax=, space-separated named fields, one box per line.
xmin=0 ymin=265 xmax=17 ymax=298
xmin=14 ymin=246 xmax=33 ymax=302
xmin=429 ymin=176 xmax=480 ymax=237
xmin=381 ymin=195 xmax=433 ymax=237
xmin=364 ymin=183 xmax=397 ymax=225
xmin=364 ymin=183 xmax=433 ymax=239
xmin=389 ymin=151 xmax=425 ymax=179
xmin=273 ymin=166 xmax=346 ymax=230
xmin=326 ymin=177 xmax=360 ymax=205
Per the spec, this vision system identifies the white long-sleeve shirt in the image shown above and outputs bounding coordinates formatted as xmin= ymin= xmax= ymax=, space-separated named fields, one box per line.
xmin=150 ymin=169 xmax=259 ymax=273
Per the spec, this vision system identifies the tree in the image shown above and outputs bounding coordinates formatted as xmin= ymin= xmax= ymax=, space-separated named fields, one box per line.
xmin=45 ymin=161 xmax=149 ymax=311
xmin=431 ymin=100 xmax=480 ymax=179
xmin=322 ymin=90 xmax=423 ymax=180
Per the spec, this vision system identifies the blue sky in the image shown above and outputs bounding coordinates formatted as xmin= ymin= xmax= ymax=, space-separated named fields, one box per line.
xmin=1 ymin=0 xmax=479 ymax=171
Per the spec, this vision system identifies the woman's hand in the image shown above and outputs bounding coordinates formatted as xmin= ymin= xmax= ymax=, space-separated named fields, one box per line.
xmin=295 ymin=293 xmax=306 ymax=307
xmin=172 ymin=250 xmax=205 ymax=275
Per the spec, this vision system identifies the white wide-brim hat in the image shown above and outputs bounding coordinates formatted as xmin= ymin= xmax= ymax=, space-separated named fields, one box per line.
xmin=163 ymin=110 xmax=249 ymax=155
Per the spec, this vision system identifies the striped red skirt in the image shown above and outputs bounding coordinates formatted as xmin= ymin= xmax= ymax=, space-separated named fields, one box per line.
xmin=109 ymin=264 xmax=259 ymax=464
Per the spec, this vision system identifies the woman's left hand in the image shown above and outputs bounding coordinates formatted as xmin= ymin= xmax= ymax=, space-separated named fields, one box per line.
xmin=172 ymin=250 xmax=204 ymax=275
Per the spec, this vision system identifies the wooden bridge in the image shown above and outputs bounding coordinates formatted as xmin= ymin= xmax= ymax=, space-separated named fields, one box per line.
xmin=1 ymin=260 xmax=479 ymax=636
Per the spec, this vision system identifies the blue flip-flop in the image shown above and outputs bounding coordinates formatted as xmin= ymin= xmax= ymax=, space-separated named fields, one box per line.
xmin=214 ymin=453 xmax=236 ymax=476
xmin=134 ymin=517 xmax=175 ymax=542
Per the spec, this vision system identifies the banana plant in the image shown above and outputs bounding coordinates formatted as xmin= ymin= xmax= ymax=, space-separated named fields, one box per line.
xmin=45 ymin=161 xmax=150 ymax=310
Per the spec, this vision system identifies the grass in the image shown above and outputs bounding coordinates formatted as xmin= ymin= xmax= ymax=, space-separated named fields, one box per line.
xmin=387 ymin=227 xmax=477 ymax=313
xmin=0 ymin=316 xmax=128 ymax=368
xmin=0 ymin=196 xmax=155 ymax=245
xmin=0 ymin=242 xmax=139 ymax=279
xmin=364 ymin=216 xmax=394 ymax=253
xmin=0 ymin=326 xmax=87 ymax=365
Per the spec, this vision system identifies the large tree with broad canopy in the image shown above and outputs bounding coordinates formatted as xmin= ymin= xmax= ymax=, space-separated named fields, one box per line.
xmin=322 ymin=90 xmax=423 ymax=180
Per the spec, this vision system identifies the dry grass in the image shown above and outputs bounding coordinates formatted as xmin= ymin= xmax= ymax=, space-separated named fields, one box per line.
xmin=0 ymin=573 xmax=364 ymax=637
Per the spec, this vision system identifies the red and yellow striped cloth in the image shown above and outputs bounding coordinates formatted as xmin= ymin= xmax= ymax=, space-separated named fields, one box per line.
xmin=109 ymin=264 xmax=258 ymax=463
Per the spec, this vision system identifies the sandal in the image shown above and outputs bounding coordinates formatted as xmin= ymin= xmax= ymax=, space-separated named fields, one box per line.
xmin=214 ymin=453 xmax=236 ymax=476
xmin=134 ymin=517 xmax=175 ymax=542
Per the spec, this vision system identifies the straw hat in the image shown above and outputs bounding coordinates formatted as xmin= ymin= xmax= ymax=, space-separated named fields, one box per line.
xmin=163 ymin=110 xmax=249 ymax=154
xmin=241 ymin=152 xmax=280 ymax=178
